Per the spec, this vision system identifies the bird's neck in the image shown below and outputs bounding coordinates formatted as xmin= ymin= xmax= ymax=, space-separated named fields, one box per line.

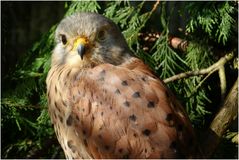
xmin=47 ymin=65 xmax=82 ymax=87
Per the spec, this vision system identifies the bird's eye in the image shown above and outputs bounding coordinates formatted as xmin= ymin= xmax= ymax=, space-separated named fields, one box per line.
xmin=96 ymin=30 xmax=107 ymax=42
xmin=60 ymin=34 xmax=67 ymax=45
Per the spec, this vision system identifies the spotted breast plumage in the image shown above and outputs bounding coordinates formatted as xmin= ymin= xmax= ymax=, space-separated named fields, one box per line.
xmin=46 ymin=12 xmax=199 ymax=159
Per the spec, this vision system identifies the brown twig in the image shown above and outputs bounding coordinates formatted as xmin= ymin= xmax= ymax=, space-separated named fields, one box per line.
xmin=150 ymin=0 xmax=160 ymax=14
xmin=218 ymin=66 xmax=227 ymax=100
xmin=138 ymin=32 xmax=188 ymax=52
xmin=163 ymin=53 xmax=234 ymax=83
xmin=201 ymin=78 xmax=238 ymax=158
xmin=168 ymin=36 xmax=188 ymax=52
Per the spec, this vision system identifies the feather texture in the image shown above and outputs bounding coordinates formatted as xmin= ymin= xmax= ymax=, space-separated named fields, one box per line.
xmin=47 ymin=57 xmax=198 ymax=158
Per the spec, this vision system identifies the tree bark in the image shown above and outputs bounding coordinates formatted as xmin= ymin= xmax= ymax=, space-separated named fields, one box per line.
xmin=201 ymin=78 xmax=238 ymax=158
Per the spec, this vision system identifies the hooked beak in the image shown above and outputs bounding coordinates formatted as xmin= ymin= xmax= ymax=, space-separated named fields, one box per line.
xmin=73 ymin=37 xmax=88 ymax=60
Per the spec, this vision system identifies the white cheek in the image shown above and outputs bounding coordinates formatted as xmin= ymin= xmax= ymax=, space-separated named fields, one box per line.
xmin=52 ymin=45 xmax=66 ymax=65
xmin=52 ymin=44 xmax=82 ymax=66
xmin=66 ymin=52 xmax=83 ymax=66
xmin=54 ymin=45 xmax=64 ymax=55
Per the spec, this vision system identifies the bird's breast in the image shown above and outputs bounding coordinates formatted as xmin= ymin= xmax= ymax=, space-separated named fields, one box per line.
xmin=46 ymin=66 xmax=93 ymax=159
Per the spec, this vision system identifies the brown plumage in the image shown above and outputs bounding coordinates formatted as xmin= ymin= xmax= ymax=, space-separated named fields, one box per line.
xmin=46 ymin=12 xmax=199 ymax=159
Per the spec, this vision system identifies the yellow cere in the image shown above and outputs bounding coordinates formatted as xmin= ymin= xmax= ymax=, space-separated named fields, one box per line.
xmin=73 ymin=37 xmax=88 ymax=50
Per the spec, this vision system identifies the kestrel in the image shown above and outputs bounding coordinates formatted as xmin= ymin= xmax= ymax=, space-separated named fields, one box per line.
xmin=46 ymin=12 xmax=199 ymax=159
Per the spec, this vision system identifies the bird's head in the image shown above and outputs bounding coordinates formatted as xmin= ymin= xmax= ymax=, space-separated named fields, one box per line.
xmin=52 ymin=12 xmax=132 ymax=68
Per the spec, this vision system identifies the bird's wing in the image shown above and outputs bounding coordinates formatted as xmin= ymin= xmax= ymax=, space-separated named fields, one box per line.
xmin=69 ymin=57 xmax=197 ymax=158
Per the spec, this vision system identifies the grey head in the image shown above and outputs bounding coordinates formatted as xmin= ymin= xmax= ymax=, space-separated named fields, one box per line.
xmin=52 ymin=12 xmax=133 ymax=67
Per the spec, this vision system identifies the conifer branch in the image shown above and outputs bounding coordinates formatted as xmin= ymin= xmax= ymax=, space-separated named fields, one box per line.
xmin=163 ymin=53 xmax=234 ymax=83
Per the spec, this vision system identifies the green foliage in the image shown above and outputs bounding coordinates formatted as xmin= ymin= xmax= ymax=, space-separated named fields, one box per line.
xmin=104 ymin=1 xmax=151 ymax=49
xmin=186 ymin=1 xmax=237 ymax=45
xmin=2 ymin=1 xmax=237 ymax=158
xmin=151 ymin=31 xmax=187 ymax=79
xmin=65 ymin=0 xmax=100 ymax=16
xmin=182 ymin=42 xmax=214 ymax=123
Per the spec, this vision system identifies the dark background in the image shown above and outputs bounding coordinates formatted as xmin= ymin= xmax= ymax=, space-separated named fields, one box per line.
xmin=2 ymin=2 xmax=65 ymax=77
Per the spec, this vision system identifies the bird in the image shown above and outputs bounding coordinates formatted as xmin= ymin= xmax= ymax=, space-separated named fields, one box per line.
xmin=46 ymin=12 xmax=200 ymax=159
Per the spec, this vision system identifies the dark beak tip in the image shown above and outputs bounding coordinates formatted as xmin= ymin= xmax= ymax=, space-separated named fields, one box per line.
xmin=77 ymin=44 xmax=85 ymax=60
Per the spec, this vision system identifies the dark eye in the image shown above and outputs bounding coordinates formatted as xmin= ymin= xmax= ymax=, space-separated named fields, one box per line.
xmin=60 ymin=34 xmax=67 ymax=45
xmin=97 ymin=30 xmax=107 ymax=42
